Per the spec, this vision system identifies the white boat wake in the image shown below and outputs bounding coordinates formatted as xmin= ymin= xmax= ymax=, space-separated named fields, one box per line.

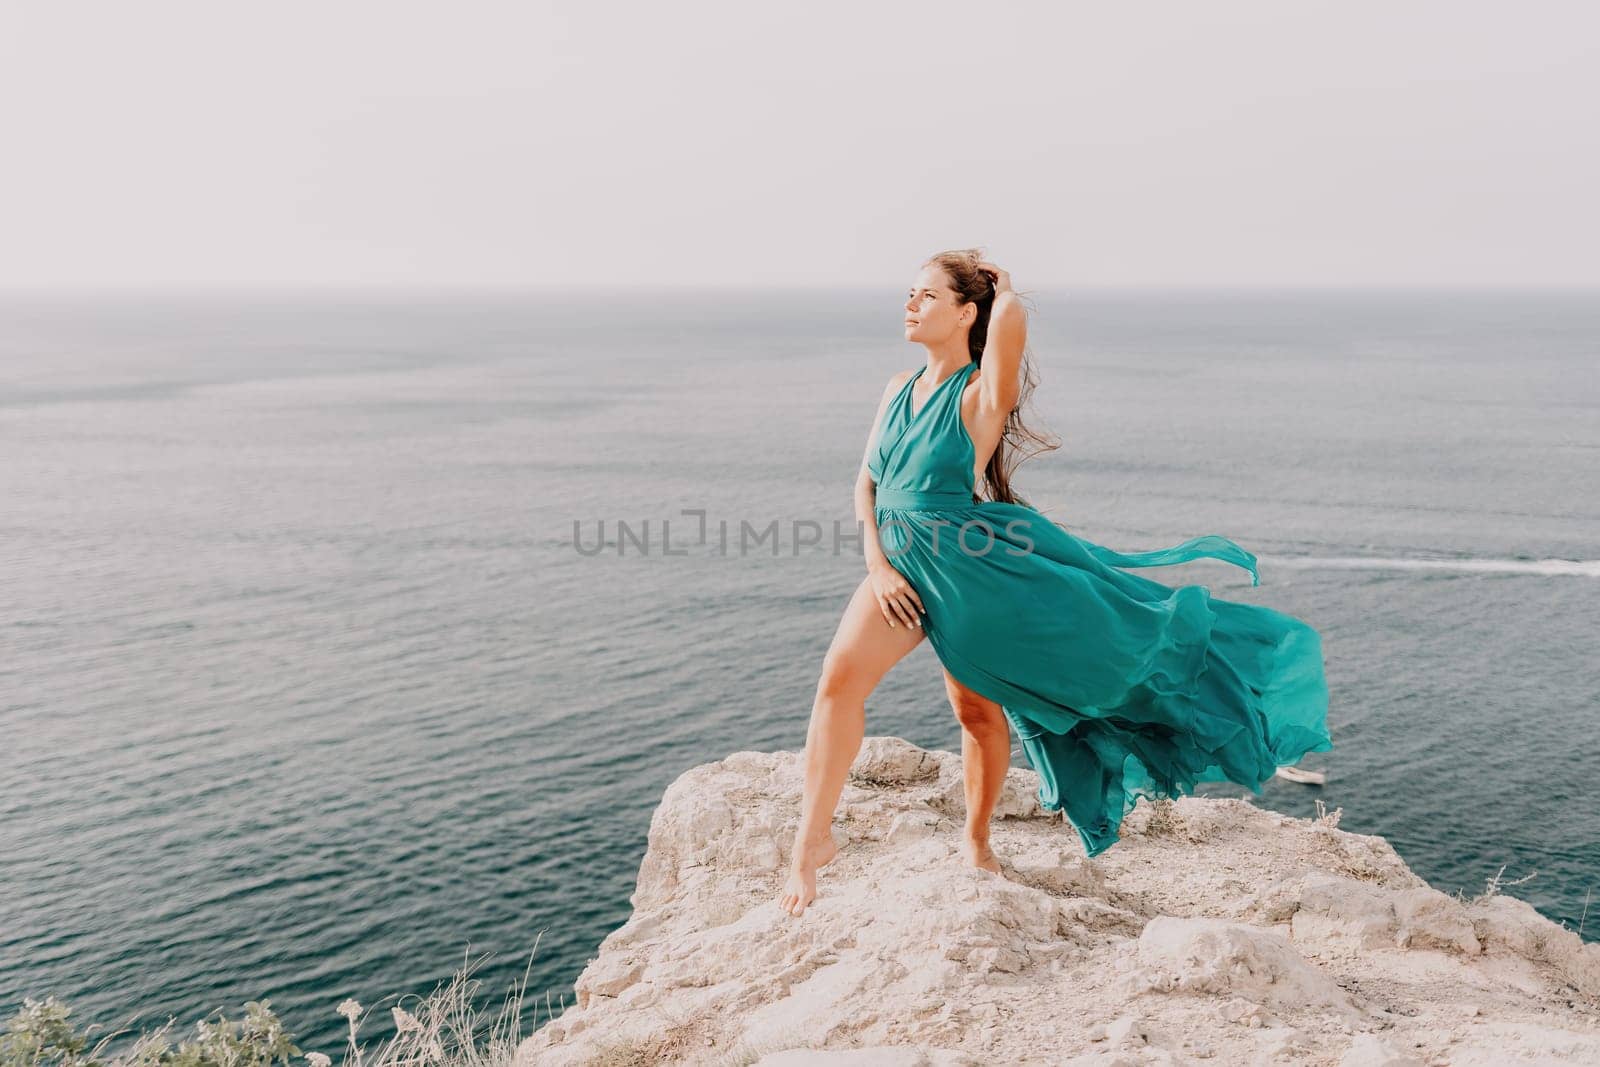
xmin=1258 ymin=555 xmax=1600 ymax=578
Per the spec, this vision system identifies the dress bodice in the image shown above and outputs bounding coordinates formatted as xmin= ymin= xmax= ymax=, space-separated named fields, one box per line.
xmin=866 ymin=361 xmax=978 ymax=510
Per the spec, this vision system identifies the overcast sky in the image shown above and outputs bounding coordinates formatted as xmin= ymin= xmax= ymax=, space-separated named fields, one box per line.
xmin=2 ymin=1 xmax=1596 ymax=289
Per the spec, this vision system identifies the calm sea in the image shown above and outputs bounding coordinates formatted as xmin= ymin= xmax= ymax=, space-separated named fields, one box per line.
xmin=2 ymin=287 xmax=1596 ymax=1054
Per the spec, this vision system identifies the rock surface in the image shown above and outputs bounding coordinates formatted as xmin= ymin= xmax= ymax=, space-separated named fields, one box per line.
xmin=513 ymin=737 xmax=1600 ymax=1066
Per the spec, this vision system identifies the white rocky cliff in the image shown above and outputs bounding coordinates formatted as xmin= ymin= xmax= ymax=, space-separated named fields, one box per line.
xmin=513 ymin=737 xmax=1600 ymax=1066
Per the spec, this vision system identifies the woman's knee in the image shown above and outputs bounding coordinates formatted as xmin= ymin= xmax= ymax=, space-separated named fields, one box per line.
xmin=946 ymin=681 xmax=1004 ymax=731
xmin=816 ymin=649 xmax=872 ymax=703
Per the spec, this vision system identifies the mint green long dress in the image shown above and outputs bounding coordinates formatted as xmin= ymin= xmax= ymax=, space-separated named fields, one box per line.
xmin=866 ymin=360 xmax=1334 ymax=858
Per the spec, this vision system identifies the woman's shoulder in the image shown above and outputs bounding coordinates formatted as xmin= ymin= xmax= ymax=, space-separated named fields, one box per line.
xmin=873 ymin=368 xmax=916 ymax=401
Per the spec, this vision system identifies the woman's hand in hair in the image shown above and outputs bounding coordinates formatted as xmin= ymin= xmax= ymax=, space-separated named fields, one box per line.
xmin=976 ymin=261 xmax=1012 ymax=296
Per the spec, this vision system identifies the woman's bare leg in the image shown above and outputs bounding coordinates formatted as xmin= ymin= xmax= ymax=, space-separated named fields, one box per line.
xmin=944 ymin=672 xmax=1010 ymax=875
xmin=778 ymin=574 xmax=924 ymax=917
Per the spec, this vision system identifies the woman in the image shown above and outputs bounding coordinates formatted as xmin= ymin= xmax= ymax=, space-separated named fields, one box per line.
xmin=777 ymin=250 xmax=1334 ymax=918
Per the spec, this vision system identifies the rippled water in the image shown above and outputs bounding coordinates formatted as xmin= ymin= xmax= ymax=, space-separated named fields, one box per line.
xmin=2 ymin=287 xmax=1596 ymax=1054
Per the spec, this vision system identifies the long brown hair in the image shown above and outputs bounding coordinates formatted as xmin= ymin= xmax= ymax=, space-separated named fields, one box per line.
xmin=924 ymin=248 xmax=1060 ymax=508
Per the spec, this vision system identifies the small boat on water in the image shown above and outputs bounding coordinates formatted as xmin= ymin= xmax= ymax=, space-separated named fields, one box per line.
xmin=1274 ymin=764 xmax=1328 ymax=785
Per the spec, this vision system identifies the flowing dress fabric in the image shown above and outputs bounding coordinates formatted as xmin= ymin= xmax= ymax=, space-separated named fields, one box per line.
xmin=867 ymin=362 xmax=1334 ymax=857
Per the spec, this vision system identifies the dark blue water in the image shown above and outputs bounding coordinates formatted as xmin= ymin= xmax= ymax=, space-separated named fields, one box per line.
xmin=2 ymin=287 xmax=1596 ymax=1054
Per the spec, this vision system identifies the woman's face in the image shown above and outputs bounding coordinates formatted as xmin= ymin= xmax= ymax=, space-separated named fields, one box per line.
xmin=903 ymin=266 xmax=969 ymax=342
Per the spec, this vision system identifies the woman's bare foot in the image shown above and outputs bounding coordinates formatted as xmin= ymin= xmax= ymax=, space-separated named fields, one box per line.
xmin=778 ymin=834 xmax=840 ymax=917
xmin=961 ymin=836 xmax=1004 ymax=875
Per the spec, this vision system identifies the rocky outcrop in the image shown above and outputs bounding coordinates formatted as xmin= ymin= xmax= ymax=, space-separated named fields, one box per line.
xmin=513 ymin=737 xmax=1600 ymax=1066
